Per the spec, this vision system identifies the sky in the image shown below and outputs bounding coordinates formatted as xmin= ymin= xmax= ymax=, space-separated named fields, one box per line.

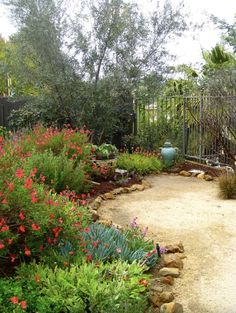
xmin=0 ymin=0 xmax=236 ymax=67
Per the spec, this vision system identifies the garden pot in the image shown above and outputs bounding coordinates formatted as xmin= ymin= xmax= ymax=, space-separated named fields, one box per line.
xmin=160 ymin=142 xmax=178 ymax=165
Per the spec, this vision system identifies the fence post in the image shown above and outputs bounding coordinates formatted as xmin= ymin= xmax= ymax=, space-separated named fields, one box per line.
xmin=182 ymin=96 xmax=187 ymax=156
xmin=132 ymin=98 xmax=138 ymax=136
xmin=199 ymin=90 xmax=204 ymax=163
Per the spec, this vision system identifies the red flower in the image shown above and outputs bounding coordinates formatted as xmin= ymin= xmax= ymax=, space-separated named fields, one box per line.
xmin=19 ymin=211 xmax=25 ymax=221
xmin=10 ymin=254 xmax=16 ymax=263
xmin=31 ymin=223 xmax=40 ymax=231
xmin=31 ymin=191 xmax=38 ymax=203
xmin=87 ymin=255 xmax=93 ymax=262
xmin=0 ymin=243 xmax=5 ymax=249
xmin=52 ymin=227 xmax=63 ymax=238
xmin=39 ymin=245 xmax=44 ymax=251
xmin=138 ymin=279 xmax=149 ymax=287
xmin=1 ymin=225 xmax=9 ymax=232
xmin=10 ymin=296 xmax=18 ymax=304
xmin=24 ymin=247 xmax=31 ymax=256
xmin=20 ymin=300 xmax=27 ymax=310
xmin=6 ymin=238 xmax=13 ymax=244
xmin=57 ymin=217 xmax=63 ymax=224
xmin=2 ymin=198 xmax=7 ymax=204
xmin=15 ymin=168 xmax=24 ymax=178
xmin=19 ymin=225 xmax=26 ymax=233
xmin=35 ymin=275 xmax=40 ymax=282
xmin=31 ymin=168 xmax=38 ymax=177
xmin=40 ymin=174 xmax=46 ymax=182
xmin=24 ymin=177 xmax=33 ymax=189
xmin=7 ymin=182 xmax=14 ymax=191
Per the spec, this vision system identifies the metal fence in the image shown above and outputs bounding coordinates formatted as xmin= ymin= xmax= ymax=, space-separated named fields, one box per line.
xmin=135 ymin=94 xmax=236 ymax=166
xmin=0 ymin=97 xmax=23 ymax=128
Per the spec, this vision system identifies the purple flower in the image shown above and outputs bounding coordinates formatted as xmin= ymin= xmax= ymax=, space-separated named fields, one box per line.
xmin=142 ymin=227 xmax=148 ymax=237
xmin=159 ymin=246 xmax=167 ymax=254
xmin=130 ymin=217 xmax=138 ymax=228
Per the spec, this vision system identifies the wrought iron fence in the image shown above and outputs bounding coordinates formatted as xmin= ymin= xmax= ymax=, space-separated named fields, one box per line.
xmin=135 ymin=94 xmax=236 ymax=166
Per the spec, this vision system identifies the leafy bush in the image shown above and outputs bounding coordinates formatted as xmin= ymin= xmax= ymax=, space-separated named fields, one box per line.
xmin=0 ymin=261 xmax=149 ymax=313
xmin=219 ymin=173 xmax=236 ymax=199
xmin=93 ymin=143 xmax=118 ymax=160
xmin=82 ymin=222 xmax=159 ymax=268
xmin=23 ymin=151 xmax=90 ymax=193
xmin=117 ymin=153 xmax=163 ymax=175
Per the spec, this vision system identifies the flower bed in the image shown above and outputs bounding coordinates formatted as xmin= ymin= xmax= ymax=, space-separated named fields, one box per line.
xmin=0 ymin=125 xmax=162 ymax=312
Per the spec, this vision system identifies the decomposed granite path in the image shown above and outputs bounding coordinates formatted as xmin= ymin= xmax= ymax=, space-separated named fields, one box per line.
xmin=98 ymin=174 xmax=236 ymax=313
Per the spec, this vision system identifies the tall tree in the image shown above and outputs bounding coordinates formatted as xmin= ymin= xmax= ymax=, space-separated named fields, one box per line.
xmin=4 ymin=0 xmax=190 ymax=142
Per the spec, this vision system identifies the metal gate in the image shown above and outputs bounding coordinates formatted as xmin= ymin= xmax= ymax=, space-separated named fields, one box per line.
xmin=135 ymin=94 xmax=236 ymax=166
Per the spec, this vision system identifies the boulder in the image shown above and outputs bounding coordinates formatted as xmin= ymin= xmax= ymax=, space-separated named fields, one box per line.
xmin=115 ymin=168 xmax=128 ymax=175
xmin=161 ymin=276 xmax=175 ymax=286
xmin=159 ymin=292 xmax=175 ymax=303
xmin=197 ymin=172 xmax=205 ymax=179
xmin=160 ymin=302 xmax=183 ymax=313
xmin=103 ymin=192 xmax=115 ymax=200
xmin=189 ymin=169 xmax=204 ymax=177
xmin=111 ymin=187 xmax=124 ymax=195
xmin=204 ymin=174 xmax=213 ymax=181
xmin=163 ymin=254 xmax=183 ymax=269
xmin=142 ymin=180 xmax=152 ymax=188
xmin=97 ymin=219 xmax=112 ymax=227
xmin=135 ymin=184 xmax=145 ymax=191
xmin=179 ymin=170 xmax=191 ymax=177
xmin=149 ymin=294 xmax=162 ymax=307
xmin=90 ymin=210 xmax=99 ymax=222
xmin=150 ymin=285 xmax=163 ymax=293
xmin=165 ymin=242 xmax=184 ymax=253
xmin=158 ymin=267 xmax=180 ymax=278
xmin=128 ymin=185 xmax=138 ymax=192
xmin=89 ymin=196 xmax=103 ymax=210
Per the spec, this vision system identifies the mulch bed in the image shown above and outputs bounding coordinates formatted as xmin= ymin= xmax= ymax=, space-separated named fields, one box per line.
xmin=90 ymin=176 xmax=142 ymax=197
xmin=167 ymin=161 xmax=224 ymax=177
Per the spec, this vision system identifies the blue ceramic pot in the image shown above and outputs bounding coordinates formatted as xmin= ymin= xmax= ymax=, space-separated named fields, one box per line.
xmin=160 ymin=142 xmax=177 ymax=165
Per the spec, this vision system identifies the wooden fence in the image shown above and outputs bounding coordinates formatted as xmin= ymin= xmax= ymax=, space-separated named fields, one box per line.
xmin=0 ymin=97 xmax=24 ymax=128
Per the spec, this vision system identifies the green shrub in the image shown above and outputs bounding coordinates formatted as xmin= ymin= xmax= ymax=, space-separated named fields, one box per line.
xmin=0 ymin=261 xmax=149 ymax=312
xmin=93 ymin=143 xmax=118 ymax=160
xmin=117 ymin=153 xmax=163 ymax=175
xmin=219 ymin=173 xmax=236 ymax=199
xmin=82 ymin=222 xmax=159 ymax=268
xmin=23 ymin=151 xmax=90 ymax=193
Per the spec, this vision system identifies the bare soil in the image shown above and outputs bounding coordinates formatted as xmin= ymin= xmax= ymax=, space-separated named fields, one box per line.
xmin=98 ymin=174 xmax=236 ymax=313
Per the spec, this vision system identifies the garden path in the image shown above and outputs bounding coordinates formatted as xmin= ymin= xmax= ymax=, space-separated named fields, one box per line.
xmin=98 ymin=174 xmax=236 ymax=313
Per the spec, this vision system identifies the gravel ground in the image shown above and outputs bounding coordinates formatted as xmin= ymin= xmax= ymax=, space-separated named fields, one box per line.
xmin=98 ymin=174 xmax=236 ymax=313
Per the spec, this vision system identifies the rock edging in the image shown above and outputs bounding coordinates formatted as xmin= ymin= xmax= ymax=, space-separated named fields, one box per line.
xmin=148 ymin=242 xmax=185 ymax=313
xmin=88 ymin=179 xmax=151 ymax=221
xmin=179 ymin=170 xmax=213 ymax=181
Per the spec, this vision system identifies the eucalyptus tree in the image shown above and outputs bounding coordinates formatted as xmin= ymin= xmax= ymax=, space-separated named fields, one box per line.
xmin=4 ymin=0 xmax=190 ymax=142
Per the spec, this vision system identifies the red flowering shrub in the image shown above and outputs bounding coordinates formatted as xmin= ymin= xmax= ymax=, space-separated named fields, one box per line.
xmin=0 ymin=169 xmax=91 ymax=267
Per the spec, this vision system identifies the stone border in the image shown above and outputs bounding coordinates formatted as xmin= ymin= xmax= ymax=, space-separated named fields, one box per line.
xmin=149 ymin=242 xmax=186 ymax=313
xmin=88 ymin=179 xmax=151 ymax=221
xmin=179 ymin=170 xmax=214 ymax=181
